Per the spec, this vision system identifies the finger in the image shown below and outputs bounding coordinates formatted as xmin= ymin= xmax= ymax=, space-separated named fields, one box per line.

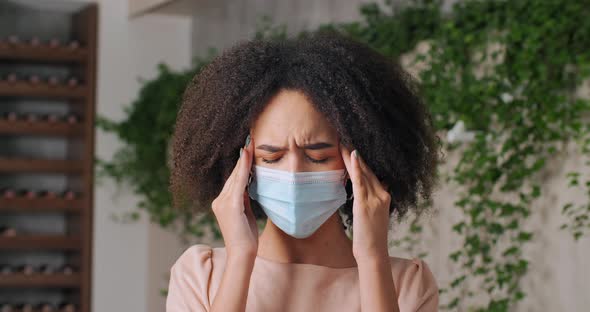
xmin=354 ymin=150 xmax=375 ymax=180
xmin=353 ymin=150 xmax=383 ymax=194
xmin=340 ymin=142 xmax=353 ymax=178
xmin=349 ymin=149 xmax=367 ymax=199
xmin=221 ymin=134 xmax=251 ymax=195
xmin=233 ymin=135 xmax=254 ymax=194
xmin=340 ymin=143 xmax=362 ymax=190
xmin=220 ymin=149 xmax=242 ymax=195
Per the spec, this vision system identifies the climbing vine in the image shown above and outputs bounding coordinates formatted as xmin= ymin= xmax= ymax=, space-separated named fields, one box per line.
xmin=96 ymin=0 xmax=590 ymax=310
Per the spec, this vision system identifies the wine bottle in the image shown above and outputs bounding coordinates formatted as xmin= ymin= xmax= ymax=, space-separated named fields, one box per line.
xmin=7 ymin=35 xmax=20 ymax=45
xmin=15 ymin=264 xmax=34 ymax=275
xmin=58 ymin=302 xmax=76 ymax=312
xmin=68 ymin=40 xmax=80 ymax=50
xmin=66 ymin=77 xmax=78 ymax=88
xmin=2 ymin=112 xmax=19 ymax=122
xmin=62 ymin=190 xmax=77 ymax=200
xmin=41 ymin=113 xmax=59 ymax=123
xmin=38 ymin=264 xmax=55 ymax=275
xmin=39 ymin=190 xmax=58 ymax=198
xmin=0 ymin=302 xmax=13 ymax=312
xmin=25 ymin=113 xmax=39 ymax=123
xmin=29 ymin=74 xmax=41 ymax=85
xmin=35 ymin=303 xmax=55 ymax=312
xmin=6 ymin=73 xmax=18 ymax=83
xmin=66 ymin=114 xmax=79 ymax=124
xmin=14 ymin=303 xmax=33 ymax=312
xmin=48 ymin=75 xmax=60 ymax=86
xmin=49 ymin=38 xmax=60 ymax=48
xmin=1 ymin=188 xmax=16 ymax=198
xmin=17 ymin=189 xmax=38 ymax=199
xmin=57 ymin=264 xmax=75 ymax=275
xmin=30 ymin=37 xmax=41 ymax=47
xmin=0 ymin=226 xmax=17 ymax=237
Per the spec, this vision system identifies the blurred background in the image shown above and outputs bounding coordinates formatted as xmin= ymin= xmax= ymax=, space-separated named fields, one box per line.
xmin=0 ymin=0 xmax=588 ymax=311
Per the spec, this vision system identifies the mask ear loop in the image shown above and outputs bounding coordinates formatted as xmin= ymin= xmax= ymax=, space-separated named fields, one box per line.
xmin=247 ymin=171 xmax=253 ymax=190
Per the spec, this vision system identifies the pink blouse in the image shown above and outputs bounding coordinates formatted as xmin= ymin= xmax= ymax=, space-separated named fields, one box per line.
xmin=166 ymin=244 xmax=439 ymax=311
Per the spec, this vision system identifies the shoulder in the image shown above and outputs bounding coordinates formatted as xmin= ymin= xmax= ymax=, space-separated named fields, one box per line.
xmin=172 ymin=243 xmax=227 ymax=269
xmin=172 ymin=244 xmax=215 ymax=270
xmin=171 ymin=244 xmax=228 ymax=281
xmin=166 ymin=244 xmax=227 ymax=310
xmin=389 ymin=256 xmax=439 ymax=312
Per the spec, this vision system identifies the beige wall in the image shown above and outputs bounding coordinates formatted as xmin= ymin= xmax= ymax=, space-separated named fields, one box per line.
xmin=394 ymin=140 xmax=590 ymax=311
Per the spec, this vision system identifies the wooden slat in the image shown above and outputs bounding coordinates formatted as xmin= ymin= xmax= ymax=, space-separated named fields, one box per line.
xmin=74 ymin=5 xmax=99 ymax=312
xmin=0 ymin=197 xmax=82 ymax=213
xmin=0 ymin=45 xmax=88 ymax=63
xmin=0 ymin=273 xmax=81 ymax=288
xmin=0 ymin=120 xmax=83 ymax=137
xmin=0 ymin=158 xmax=84 ymax=173
xmin=0 ymin=235 xmax=81 ymax=250
xmin=0 ymin=81 xmax=86 ymax=99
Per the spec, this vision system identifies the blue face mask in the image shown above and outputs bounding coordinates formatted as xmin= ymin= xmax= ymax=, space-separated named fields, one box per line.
xmin=247 ymin=164 xmax=348 ymax=239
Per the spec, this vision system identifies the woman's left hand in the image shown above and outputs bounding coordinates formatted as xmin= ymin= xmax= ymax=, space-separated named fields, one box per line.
xmin=340 ymin=143 xmax=392 ymax=262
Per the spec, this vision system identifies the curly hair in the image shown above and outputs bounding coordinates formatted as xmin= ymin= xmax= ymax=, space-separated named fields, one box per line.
xmin=170 ymin=29 xmax=441 ymax=228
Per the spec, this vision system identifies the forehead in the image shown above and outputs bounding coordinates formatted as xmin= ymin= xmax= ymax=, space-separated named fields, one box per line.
xmin=251 ymin=89 xmax=338 ymax=141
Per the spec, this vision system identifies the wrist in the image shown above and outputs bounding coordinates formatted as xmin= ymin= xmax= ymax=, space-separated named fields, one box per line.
xmin=353 ymin=240 xmax=389 ymax=260
xmin=226 ymin=247 xmax=257 ymax=266
xmin=353 ymin=248 xmax=390 ymax=265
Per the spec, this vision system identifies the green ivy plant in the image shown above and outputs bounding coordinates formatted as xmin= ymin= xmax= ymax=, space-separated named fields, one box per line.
xmin=417 ymin=1 xmax=589 ymax=310
xmin=96 ymin=0 xmax=590 ymax=310
xmin=95 ymin=56 xmax=223 ymax=239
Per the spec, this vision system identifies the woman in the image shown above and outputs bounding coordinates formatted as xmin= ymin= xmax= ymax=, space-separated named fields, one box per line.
xmin=166 ymin=30 xmax=440 ymax=312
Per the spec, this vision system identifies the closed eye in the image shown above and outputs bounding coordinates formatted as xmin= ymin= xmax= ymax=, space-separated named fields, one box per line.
xmin=261 ymin=155 xmax=329 ymax=164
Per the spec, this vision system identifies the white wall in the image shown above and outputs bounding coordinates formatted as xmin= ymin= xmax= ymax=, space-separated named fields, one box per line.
xmin=190 ymin=0 xmax=377 ymax=57
xmin=86 ymin=1 xmax=192 ymax=311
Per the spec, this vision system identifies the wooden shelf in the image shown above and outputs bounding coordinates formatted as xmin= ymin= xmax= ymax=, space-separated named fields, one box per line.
xmin=0 ymin=158 xmax=84 ymax=173
xmin=0 ymin=272 xmax=81 ymax=288
xmin=0 ymin=235 xmax=81 ymax=250
xmin=2 ymin=4 xmax=97 ymax=311
xmin=0 ymin=197 xmax=82 ymax=213
xmin=0 ymin=81 xmax=86 ymax=99
xmin=0 ymin=44 xmax=88 ymax=63
xmin=0 ymin=120 xmax=83 ymax=137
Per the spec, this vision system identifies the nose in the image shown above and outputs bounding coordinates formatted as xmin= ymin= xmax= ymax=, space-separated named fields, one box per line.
xmin=285 ymin=149 xmax=305 ymax=173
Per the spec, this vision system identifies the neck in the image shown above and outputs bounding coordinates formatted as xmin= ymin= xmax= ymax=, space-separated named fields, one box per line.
xmin=257 ymin=213 xmax=357 ymax=268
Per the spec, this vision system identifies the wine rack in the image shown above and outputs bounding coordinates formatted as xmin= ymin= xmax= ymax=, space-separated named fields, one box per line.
xmin=0 ymin=3 xmax=97 ymax=312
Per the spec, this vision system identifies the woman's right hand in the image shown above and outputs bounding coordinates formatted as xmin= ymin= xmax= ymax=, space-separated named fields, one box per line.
xmin=210 ymin=136 xmax=257 ymax=312
xmin=211 ymin=134 xmax=258 ymax=258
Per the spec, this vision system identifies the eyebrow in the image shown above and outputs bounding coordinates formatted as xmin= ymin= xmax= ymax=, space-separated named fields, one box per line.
xmin=256 ymin=142 xmax=334 ymax=152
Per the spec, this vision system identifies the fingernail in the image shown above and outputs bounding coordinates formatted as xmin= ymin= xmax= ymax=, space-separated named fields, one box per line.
xmin=239 ymin=147 xmax=243 ymax=157
xmin=352 ymin=150 xmax=358 ymax=158
xmin=244 ymin=134 xmax=251 ymax=147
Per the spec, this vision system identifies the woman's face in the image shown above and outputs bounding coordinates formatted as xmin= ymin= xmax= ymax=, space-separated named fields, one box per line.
xmin=251 ymin=89 xmax=345 ymax=172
